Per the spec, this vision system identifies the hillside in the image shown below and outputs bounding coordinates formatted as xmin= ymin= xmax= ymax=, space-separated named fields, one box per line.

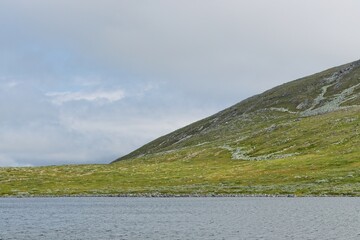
xmin=1 ymin=60 xmax=359 ymax=197
xmin=114 ymin=60 xmax=360 ymax=163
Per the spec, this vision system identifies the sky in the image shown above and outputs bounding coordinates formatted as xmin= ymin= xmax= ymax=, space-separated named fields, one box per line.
xmin=1 ymin=0 xmax=360 ymax=166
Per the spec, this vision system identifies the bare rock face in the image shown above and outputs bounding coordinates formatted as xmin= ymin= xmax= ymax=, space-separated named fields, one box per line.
xmin=296 ymin=99 xmax=310 ymax=110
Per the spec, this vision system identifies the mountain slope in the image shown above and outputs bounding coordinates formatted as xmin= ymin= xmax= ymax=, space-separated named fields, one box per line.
xmin=114 ymin=60 xmax=360 ymax=163
xmin=1 ymin=60 xmax=359 ymax=197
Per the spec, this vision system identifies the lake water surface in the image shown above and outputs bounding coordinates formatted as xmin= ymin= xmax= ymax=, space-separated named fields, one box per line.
xmin=0 ymin=197 xmax=359 ymax=240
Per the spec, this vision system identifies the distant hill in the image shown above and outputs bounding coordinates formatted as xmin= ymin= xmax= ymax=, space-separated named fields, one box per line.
xmin=114 ymin=60 xmax=360 ymax=163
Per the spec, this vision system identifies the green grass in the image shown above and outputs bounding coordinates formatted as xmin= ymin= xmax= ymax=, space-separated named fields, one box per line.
xmin=0 ymin=151 xmax=358 ymax=196
xmin=1 ymin=108 xmax=359 ymax=197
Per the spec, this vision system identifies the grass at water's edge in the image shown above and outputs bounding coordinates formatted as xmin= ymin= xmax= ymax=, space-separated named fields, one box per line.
xmin=1 ymin=195 xmax=358 ymax=198
xmin=0 ymin=151 xmax=359 ymax=197
xmin=1 ymin=109 xmax=359 ymax=197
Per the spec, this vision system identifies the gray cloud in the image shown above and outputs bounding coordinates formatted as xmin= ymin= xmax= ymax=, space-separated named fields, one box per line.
xmin=0 ymin=1 xmax=360 ymax=166
xmin=3 ymin=1 xmax=360 ymax=89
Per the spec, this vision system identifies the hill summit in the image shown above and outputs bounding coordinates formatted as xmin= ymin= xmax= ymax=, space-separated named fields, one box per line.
xmin=114 ymin=60 xmax=360 ymax=163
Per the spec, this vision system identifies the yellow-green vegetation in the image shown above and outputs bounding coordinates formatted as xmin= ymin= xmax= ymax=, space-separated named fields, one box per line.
xmin=1 ymin=60 xmax=359 ymax=197
xmin=0 ymin=108 xmax=359 ymax=197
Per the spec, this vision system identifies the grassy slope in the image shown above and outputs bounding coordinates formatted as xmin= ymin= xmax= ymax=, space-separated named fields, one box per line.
xmin=1 ymin=108 xmax=359 ymax=197
xmin=114 ymin=60 xmax=360 ymax=161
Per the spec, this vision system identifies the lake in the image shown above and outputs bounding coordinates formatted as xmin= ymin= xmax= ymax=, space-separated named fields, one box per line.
xmin=0 ymin=197 xmax=359 ymax=240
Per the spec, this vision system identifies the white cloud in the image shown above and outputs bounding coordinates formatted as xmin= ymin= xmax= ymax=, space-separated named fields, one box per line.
xmin=46 ymin=89 xmax=125 ymax=105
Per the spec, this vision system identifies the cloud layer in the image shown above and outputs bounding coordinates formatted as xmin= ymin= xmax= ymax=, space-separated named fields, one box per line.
xmin=46 ymin=89 xmax=125 ymax=105
xmin=1 ymin=1 xmax=360 ymax=166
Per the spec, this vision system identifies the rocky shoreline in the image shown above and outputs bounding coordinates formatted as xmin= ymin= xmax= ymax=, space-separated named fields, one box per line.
xmin=0 ymin=193 xmax=357 ymax=198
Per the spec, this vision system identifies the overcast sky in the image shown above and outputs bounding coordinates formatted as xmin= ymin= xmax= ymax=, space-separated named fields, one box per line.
xmin=1 ymin=0 xmax=360 ymax=166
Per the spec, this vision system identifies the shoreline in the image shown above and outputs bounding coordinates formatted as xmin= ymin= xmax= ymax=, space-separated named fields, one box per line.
xmin=0 ymin=193 xmax=358 ymax=198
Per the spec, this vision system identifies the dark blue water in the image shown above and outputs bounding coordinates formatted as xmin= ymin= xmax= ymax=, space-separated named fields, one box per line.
xmin=0 ymin=197 xmax=359 ymax=240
